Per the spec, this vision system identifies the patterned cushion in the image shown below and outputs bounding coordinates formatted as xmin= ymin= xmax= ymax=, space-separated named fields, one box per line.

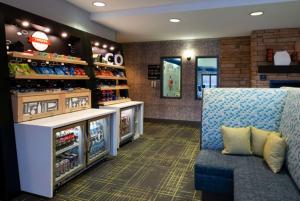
xmin=279 ymin=88 xmax=300 ymax=189
xmin=202 ymin=88 xmax=287 ymax=150
xmin=234 ymin=164 xmax=300 ymax=201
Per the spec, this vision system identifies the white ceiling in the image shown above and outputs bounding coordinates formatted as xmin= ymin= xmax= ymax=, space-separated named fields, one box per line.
xmin=66 ymin=0 xmax=300 ymax=43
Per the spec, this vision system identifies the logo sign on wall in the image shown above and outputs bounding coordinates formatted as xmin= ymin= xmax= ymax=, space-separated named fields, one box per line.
xmin=104 ymin=53 xmax=124 ymax=66
xmin=28 ymin=31 xmax=51 ymax=51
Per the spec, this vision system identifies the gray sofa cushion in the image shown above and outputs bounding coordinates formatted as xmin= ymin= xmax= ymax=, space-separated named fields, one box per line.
xmin=234 ymin=164 xmax=300 ymax=201
xmin=195 ymin=150 xmax=262 ymax=178
xmin=195 ymin=150 xmax=300 ymax=201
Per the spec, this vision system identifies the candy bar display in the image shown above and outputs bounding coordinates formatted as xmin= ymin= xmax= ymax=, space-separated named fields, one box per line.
xmin=95 ymin=68 xmax=125 ymax=78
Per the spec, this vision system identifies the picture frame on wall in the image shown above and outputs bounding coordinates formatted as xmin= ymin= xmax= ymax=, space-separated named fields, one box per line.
xmin=160 ymin=57 xmax=182 ymax=99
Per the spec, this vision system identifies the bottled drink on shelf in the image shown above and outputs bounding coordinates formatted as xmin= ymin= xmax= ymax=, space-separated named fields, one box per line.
xmin=55 ymin=128 xmax=78 ymax=151
xmin=56 ymin=152 xmax=79 ymax=178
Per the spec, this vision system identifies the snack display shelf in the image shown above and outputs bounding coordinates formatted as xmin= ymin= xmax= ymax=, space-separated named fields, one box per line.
xmin=8 ymin=51 xmax=88 ymax=66
xmin=94 ymin=62 xmax=125 ymax=69
xmin=56 ymin=143 xmax=79 ymax=156
xmin=98 ymin=98 xmax=132 ymax=106
xmin=55 ymin=163 xmax=83 ymax=183
xmin=96 ymin=75 xmax=127 ymax=80
xmin=13 ymin=74 xmax=89 ymax=80
xmin=98 ymin=86 xmax=129 ymax=91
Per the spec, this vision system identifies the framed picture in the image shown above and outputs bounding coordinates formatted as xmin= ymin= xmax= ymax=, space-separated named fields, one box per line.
xmin=160 ymin=57 xmax=182 ymax=98
xmin=148 ymin=65 xmax=160 ymax=80
xmin=195 ymin=56 xmax=219 ymax=99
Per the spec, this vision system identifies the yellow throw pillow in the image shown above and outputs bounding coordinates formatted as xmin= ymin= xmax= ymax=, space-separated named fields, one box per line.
xmin=263 ymin=134 xmax=287 ymax=173
xmin=221 ymin=126 xmax=252 ymax=155
xmin=251 ymin=127 xmax=281 ymax=156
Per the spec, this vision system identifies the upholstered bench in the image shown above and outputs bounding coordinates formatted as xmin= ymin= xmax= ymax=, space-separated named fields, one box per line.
xmin=195 ymin=150 xmax=300 ymax=201
xmin=196 ymin=88 xmax=300 ymax=201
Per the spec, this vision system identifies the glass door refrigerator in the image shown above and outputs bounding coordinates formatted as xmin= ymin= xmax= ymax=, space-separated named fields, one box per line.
xmin=87 ymin=115 xmax=111 ymax=165
xmin=53 ymin=122 xmax=86 ymax=186
xmin=120 ymin=107 xmax=136 ymax=143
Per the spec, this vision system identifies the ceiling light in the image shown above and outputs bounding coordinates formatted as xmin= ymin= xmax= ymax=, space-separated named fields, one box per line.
xmin=93 ymin=1 xmax=106 ymax=7
xmin=169 ymin=18 xmax=181 ymax=23
xmin=250 ymin=11 xmax=264 ymax=16
xmin=110 ymin=46 xmax=115 ymax=51
xmin=44 ymin=28 xmax=51 ymax=33
xmin=102 ymin=44 xmax=107 ymax=48
xmin=22 ymin=21 xmax=30 ymax=27
xmin=61 ymin=32 xmax=68 ymax=38
xmin=95 ymin=42 xmax=100 ymax=46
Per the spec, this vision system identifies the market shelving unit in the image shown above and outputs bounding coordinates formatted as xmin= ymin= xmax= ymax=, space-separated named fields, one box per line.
xmin=93 ymin=61 xmax=131 ymax=106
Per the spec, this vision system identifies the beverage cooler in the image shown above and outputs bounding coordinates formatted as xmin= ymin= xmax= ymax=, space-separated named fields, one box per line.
xmin=14 ymin=109 xmax=117 ymax=198
xmin=100 ymin=101 xmax=144 ymax=147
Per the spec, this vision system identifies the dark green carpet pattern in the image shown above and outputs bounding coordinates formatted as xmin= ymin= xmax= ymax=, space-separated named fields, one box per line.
xmin=15 ymin=122 xmax=201 ymax=201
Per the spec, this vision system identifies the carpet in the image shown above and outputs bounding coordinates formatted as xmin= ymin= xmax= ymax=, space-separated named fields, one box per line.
xmin=14 ymin=121 xmax=201 ymax=201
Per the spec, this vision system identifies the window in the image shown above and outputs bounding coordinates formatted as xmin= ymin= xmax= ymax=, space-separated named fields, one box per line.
xmin=196 ymin=56 xmax=219 ymax=99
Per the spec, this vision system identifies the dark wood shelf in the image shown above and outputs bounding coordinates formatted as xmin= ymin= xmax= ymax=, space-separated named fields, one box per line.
xmin=258 ymin=65 xmax=300 ymax=74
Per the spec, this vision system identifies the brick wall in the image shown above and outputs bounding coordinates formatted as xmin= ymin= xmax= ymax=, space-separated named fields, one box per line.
xmin=123 ymin=39 xmax=219 ymax=122
xmin=251 ymin=28 xmax=300 ymax=87
xmin=220 ymin=37 xmax=251 ymax=87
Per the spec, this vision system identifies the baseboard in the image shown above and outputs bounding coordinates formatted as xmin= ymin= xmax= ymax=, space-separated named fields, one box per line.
xmin=144 ymin=118 xmax=200 ymax=127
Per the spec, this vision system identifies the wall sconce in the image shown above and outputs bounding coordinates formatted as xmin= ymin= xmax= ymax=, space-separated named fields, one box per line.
xmin=184 ymin=49 xmax=194 ymax=61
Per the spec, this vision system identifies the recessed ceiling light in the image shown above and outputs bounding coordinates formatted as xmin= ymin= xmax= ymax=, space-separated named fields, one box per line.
xmin=250 ymin=11 xmax=264 ymax=16
xmin=61 ymin=32 xmax=68 ymax=38
xmin=22 ymin=21 xmax=30 ymax=27
xmin=95 ymin=42 xmax=100 ymax=46
xmin=44 ymin=28 xmax=51 ymax=33
xmin=110 ymin=46 xmax=115 ymax=51
xmin=93 ymin=1 xmax=106 ymax=7
xmin=169 ymin=18 xmax=181 ymax=23
xmin=102 ymin=44 xmax=107 ymax=48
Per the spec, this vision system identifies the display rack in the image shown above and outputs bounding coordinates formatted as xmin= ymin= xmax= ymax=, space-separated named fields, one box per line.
xmin=14 ymin=74 xmax=89 ymax=80
xmin=94 ymin=62 xmax=125 ymax=69
xmin=8 ymin=51 xmax=88 ymax=66
xmin=93 ymin=62 xmax=131 ymax=106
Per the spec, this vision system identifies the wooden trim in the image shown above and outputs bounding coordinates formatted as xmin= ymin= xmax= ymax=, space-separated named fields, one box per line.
xmin=94 ymin=62 xmax=125 ymax=69
xmin=13 ymin=74 xmax=89 ymax=80
xmin=98 ymin=86 xmax=129 ymax=90
xmin=98 ymin=98 xmax=131 ymax=106
xmin=95 ymin=75 xmax=127 ymax=80
xmin=7 ymin=51 xmax=88 ymax=66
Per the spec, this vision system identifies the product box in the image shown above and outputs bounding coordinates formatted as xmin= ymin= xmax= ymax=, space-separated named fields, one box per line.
xmin=11 ymin=91 xmax=63 ymax=123
xmin=61 ymin=89 xmax=91 ymax=113
xmin=11 ymin=89 xmax=91 ymax=123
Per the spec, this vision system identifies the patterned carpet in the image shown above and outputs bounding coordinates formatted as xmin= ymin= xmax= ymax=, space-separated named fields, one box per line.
xmin=14 ymin=122 xmax=201 ymax=201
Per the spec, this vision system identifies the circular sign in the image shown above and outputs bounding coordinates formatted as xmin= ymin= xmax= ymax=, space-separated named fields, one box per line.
xmin=29 ymin=31 xmax=51 ymax=51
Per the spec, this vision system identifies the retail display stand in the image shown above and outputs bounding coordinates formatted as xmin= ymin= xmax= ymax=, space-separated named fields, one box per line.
xmin=14 ymin=109 xmax=117 ymax=198
xmin=100 ymin=101 xmax=144 ymax=147
xmin=93 ymin=61 xmax=131 ymax=106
